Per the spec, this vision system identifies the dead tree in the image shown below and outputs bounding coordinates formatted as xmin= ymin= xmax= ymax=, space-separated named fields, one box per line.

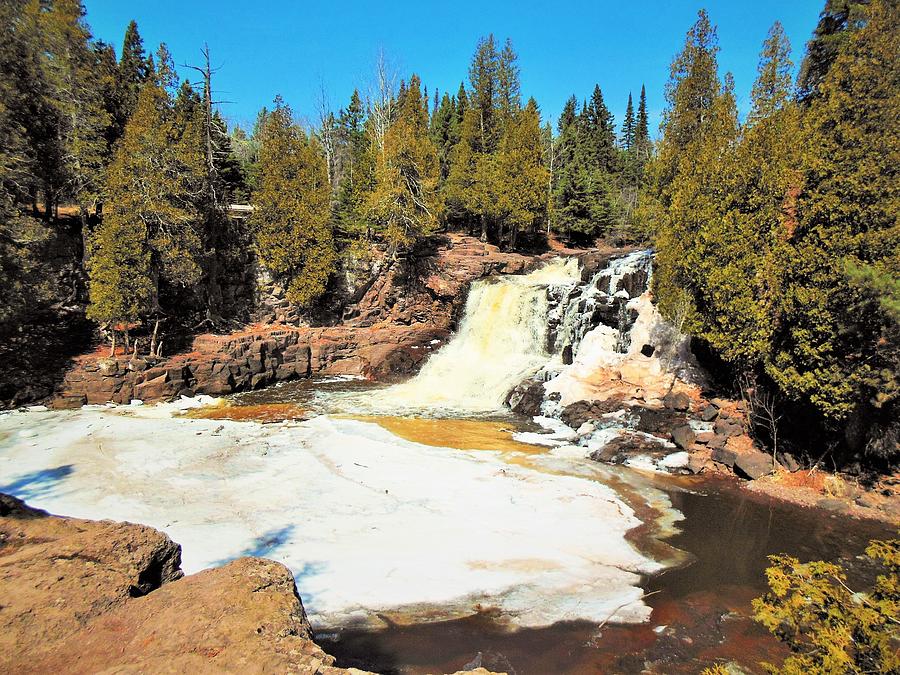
xmin=367 ymin=49 xmax=397 ymax=161
xmin=315 ymin=84 xmax=339 ymax=189
xmin=740 ymin=373 xmax=783 ymax=468
xmin=149 ymin=318 xmax=166 ymax=359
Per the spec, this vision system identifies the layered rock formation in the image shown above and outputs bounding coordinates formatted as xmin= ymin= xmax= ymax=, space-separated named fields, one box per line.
xmin=52 ymin=235 xmax=540 ymax=406
xmin=0 ymin=493 xmax=358 ymax=673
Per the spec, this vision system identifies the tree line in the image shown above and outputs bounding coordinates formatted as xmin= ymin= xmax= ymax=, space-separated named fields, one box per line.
xmin=1 ymin=2 xmax=649 ymax=351
xmin=1 ymin=0 xmax=896 ymax=468
xmin=645 ymin=0 xmax=898 ymax=466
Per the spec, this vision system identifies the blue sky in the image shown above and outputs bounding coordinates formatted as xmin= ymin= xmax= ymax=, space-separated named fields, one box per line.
xmin=83 ymin=1 xmax=824 ymax=136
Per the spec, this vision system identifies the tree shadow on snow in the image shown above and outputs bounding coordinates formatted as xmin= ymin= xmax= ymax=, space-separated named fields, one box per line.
xmin=214 ymin=524 xmax=300 ymax=566
xmin=0 ymin=464 xmax=74 ymax=502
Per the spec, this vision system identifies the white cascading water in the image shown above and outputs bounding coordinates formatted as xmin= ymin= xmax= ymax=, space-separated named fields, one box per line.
xmin=373 ymin=258 xmax=581 ymax=413
xmin=550 ymin=249 xmax=654 ymax=360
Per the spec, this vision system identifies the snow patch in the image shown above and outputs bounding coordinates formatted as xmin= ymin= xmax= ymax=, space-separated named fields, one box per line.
xmin=0 ymin=405 xmax=672 ymax=629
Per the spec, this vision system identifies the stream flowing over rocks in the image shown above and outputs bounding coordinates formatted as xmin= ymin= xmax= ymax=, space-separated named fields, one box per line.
xmin=1 ymin=247 xmax=895 ymax=674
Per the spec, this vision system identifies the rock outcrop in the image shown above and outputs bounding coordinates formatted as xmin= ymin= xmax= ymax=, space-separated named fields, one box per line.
xmin=0 ymin=494 xmax=362 ymax=674
xmin=24 ymin=558 xmax=359 ymax=675
xmin=0 ymin=494 xmax=506 ymax=674
xmin=51 ymin=235 xmax=541 ymax=406
xmin=562 ymin=390 xmax=781 ymax=481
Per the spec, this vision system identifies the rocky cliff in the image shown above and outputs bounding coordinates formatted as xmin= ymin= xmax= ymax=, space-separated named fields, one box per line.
xmin=51 ymin=235 xmax=541 ymax=407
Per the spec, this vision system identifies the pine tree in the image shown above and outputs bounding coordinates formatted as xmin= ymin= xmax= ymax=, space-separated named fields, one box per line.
xmin=430 ymin=92 xmax=458 ymax=181
xmin=87 ymin=51 xmax=206 ymax=340
xmin=0 ymin=1 xmax=54 ymax=330
xmin=85 ymin=203 xmax=153 ymax=343
xmin=636 ymin=84 xmax=649 ymax=145
xmin=661 ymin=23 xmax=801 ymax=370
xmin=651 ymin=10 xmax=729 ymax=335
xmin=584 ymin=84 xmax=617 ymax=173
xmin=749 ymin=21 xmax=795 ymax=123
xmin=455 ymin=82 xmax=468 ymax=127
xmin=617 ymin=92 xmax=641 ymax=237
xmin=770 ymin=0 xmax=898 ymax=442
xmin=19 ymin=0 xmax=112 ymax=221
xmin=493 ymin=98 xmax=548 ymax=248
xmin=541 ymin=120 xmax=556 ymax=233
xmin=444 ymin=104 xmax=481 ymax=229
xmin=497 ymin=38 xmax=521 ymax=121
xmin=634 ymin=83 xmax=652 ymax=174
xmin=468 ymin=34 xmax=500 ymax=153
xmin=367 ymin=75 xmax=441 ymax=251
xmin=117 ymin=20 xmax=151 ymax=124
xmin=251 ymin=97 xmax=336 ymax=306
xmin=333 ymin=90 xmax=374 ymax=240
xmin=622 ymin=93 xmax=635 ymax=150
xmin=656 ymin=9 xmax=720 ymax=195
xmin=796 ymin=0 xmax=871 ymax=103
xmin=653 ymin=72 xmax=739 ymax=340
xmin=551 ymin=86 xmax=619 ymax=242
xmin=550 ymin=96 xmax=580 ymax=238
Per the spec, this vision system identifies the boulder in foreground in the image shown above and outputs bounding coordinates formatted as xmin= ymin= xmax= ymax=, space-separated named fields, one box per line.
xmin=0 ymin=493 xmax=362 ymax=674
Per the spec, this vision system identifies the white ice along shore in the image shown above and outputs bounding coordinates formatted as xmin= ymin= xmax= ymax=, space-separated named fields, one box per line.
xmin=0 ymin=399 xmax=673 ymax=629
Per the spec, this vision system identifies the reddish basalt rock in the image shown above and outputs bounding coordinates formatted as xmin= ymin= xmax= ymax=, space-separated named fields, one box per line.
xmin=52 ymin=235 xmax=543 ymax=405
xmin=0 ymin=493 xmax=372 ymax=673
xmin=0 ymin=493 xmax=505 ymax=674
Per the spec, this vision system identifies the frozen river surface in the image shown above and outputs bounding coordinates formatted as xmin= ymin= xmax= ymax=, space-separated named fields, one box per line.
xmin=0 ymin=400 xmax=674 ymax=629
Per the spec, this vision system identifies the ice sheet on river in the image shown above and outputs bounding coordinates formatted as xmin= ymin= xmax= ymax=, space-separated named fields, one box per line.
xmin=0 ymin=403 xmax=669 ymax=628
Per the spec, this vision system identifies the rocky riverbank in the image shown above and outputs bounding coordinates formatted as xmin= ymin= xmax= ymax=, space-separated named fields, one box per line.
xmin=557 ymin=389 xmax=900 ymax=524
xmin=0 ymin=493 xmax=505 ymax=675
xmin=48 ymin=235 xmax=544 ymax=408
xmin=0 ymin=493 xmax=358 ymax=674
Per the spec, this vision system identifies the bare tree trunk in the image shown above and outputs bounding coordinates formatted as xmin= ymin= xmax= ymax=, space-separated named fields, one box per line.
xmin=109 ymin=331 xmax=116 ymax=358
xmin=185 ymin=44 xmax=224 ymax=207
xmin=546 ymin=136 xmax=555 ymax=234
xmin=315 ymin=84 xmax=337 ymax=189
xmin=740 ymin=372 xmax=783 ymax=470
xmin=149 ymin=318 xmax=161 ymax=358
xmin=480 ymin=214 xmax=488 ymax=242
xmin=367 ymin=49 xmax=397 ymax=160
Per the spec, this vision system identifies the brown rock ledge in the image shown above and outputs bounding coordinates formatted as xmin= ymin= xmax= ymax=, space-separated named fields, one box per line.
xmin=0 ymin=493 xmax=360 ymax=674
xmin=0 ymin=493 xmax=505 ymax=674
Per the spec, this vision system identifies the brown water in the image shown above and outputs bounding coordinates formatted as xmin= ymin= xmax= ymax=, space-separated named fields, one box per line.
xmin=229 ymin=378 xmax=895 ymax=674
xmin=343 ymin=416 xmax=544 ymax=454
xmin=320 ymin=481 xmax=892 ymax=674
xmin=183 ymin=401 xmax=307 ymax=423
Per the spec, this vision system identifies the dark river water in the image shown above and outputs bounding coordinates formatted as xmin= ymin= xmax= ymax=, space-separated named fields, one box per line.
xmin=230 ymin=379 xmax=895 ymax=675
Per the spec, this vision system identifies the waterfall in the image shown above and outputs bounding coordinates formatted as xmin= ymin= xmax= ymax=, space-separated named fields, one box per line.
xmin=337 ymin=251 xmax=654 ymax=417
xmin=373 ymin=258 xmax=580 ymax=413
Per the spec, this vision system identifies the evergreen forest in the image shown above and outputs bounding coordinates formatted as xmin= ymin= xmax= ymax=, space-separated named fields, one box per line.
xmin=0 ymin=0 xmax=897 ymax=469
